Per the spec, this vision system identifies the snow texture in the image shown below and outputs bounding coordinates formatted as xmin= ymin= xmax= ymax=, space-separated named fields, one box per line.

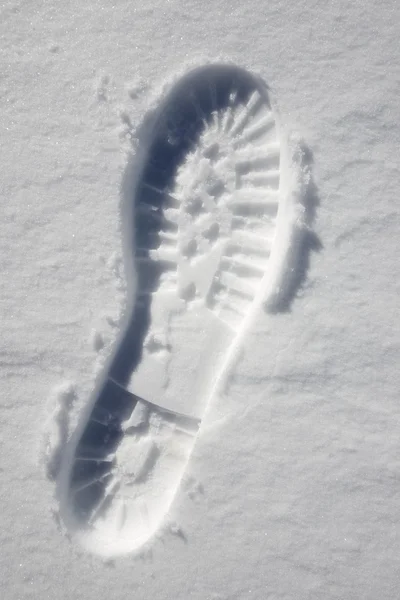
xmin=1 ymin=0 xmax=400 ymax=598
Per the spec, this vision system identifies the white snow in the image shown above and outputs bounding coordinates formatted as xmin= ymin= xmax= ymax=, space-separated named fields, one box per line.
xmin=1 ymin=0 xmax=400 ymax=598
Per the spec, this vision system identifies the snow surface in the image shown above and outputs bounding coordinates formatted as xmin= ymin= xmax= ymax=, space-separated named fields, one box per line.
xmin=1 ymin=0 xmax=400 ymax=598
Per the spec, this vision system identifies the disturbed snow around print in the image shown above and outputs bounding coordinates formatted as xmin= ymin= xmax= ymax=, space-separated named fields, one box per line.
xmin=41 ymin=64 xmax=315 ymax=557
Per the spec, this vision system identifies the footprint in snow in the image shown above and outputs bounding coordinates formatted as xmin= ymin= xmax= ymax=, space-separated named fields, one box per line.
xmin=57 ymin=63 xmax=316 ymax=557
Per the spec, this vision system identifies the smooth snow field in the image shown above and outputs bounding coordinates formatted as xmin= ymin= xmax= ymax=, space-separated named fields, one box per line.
xmin=1 ymin=1 xmax=400 ymax=598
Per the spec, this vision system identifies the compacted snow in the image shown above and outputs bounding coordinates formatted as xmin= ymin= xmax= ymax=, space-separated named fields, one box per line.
xmin=1 ymin=1 xmax=400 ymax=598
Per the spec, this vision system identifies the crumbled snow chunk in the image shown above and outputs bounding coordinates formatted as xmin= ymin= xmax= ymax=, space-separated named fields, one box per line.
xmin=105 ymin=314 xmax=119 ymax=328
xmin=40 ymin=382 xmax=76 ymax=480
xmin=96 ymin=73 xmax=110 ymax=102
xmin=123 ymin=400 xmax=149 ymax=431
xmin=90 ymin=328 xmax=105 ymax=352
xmin=126 ymin=78 xmax=148 ymax=99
